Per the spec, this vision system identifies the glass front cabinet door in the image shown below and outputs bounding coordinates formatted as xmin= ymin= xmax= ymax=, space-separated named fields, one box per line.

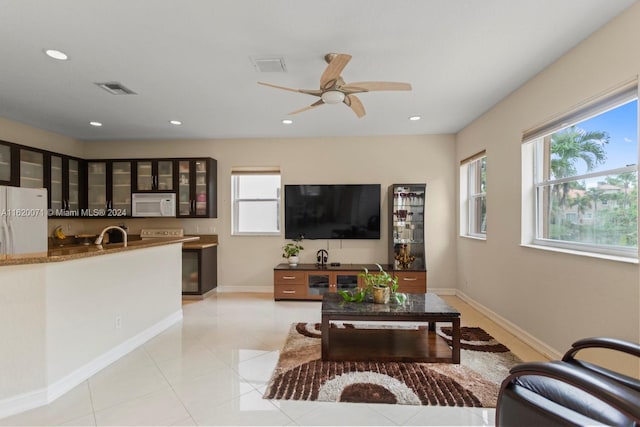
xmin=67 ymin=158 xmax=81 ymax=212
xmin=49 ymin=154 xmax=64 ymax=211
xmin=47 ymin=155 xmax=83 ymax=216
xmin=306 ymin=271 xmax=360 ymax=299
xmin=111 ymin=161 xmax=132 ymax=213
xmin=87 ymin=161 xmax=107 ymax=211
xmin=20 ymin=148 xmax=44 ymax=188
xmin=389 ymin=184 xmax=426 ymax=271
xmin=135 ymin=160 xmax=173 ymax=192
xmin=177 ymin=158 xmax=217 ymax=218
xmin=0 ymin=142 xmax=11 ymax=185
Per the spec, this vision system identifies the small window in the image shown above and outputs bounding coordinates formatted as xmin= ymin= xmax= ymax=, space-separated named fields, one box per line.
xmin=460 ymin=151 xmax=487 ymax=239
xmin=231 ymin=168 xmax=281 ymax=236
xmin=522 ymin=81 xmax=638 ymax=259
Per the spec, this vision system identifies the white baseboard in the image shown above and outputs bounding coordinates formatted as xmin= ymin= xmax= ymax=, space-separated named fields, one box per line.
xmin=0 ymin=310 xmax=183 ymax=420
xmin=429 ymin=287 xmax=457 ymax=295
xmin=217 ymin=285 xmax=271 ymax=293
xmin=454 ymin=290 xmax=562 ymax=360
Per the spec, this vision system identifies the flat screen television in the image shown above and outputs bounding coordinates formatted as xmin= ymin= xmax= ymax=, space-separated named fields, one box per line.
xmin=284 ymin=184 xmax=381 ymax=239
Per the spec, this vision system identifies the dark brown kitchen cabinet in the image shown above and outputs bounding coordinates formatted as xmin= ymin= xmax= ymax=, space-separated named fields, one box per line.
xmin=47 ymin=154 xmax=84 ymax=216
xmin=0 ymin=140 xmax=86 ymax=214
xmin=176 ymin=158 xmax=217 ymax=218
xmin=182 ymin=245 xmax=218 ymax=296
xmin=86 ymin=160 xmax=133 ymax=217
xmin=134 ymin=159 xmax=174 ymax=192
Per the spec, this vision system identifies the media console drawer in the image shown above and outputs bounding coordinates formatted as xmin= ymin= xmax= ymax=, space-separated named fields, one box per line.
xmin=274 ymin=270 xmax=305 ymax=285
xmin=274 ymin=270 xmax=307 ymax=300
xmin=394 ymin=271 xmax=427 ymax=294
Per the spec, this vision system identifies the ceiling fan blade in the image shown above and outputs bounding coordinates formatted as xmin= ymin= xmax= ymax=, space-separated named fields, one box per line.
xmin=341 ymin=81 xmax=412 ymax=94
xmin=320 ymin=53 xmax=352 ymax=90
xmin=289 ymin=99 xmax=324 ymax=115
xmin=258 ymin=82 xmax=322 ymax=96
xmin=344 ymin=94 xmax=365 ymax=118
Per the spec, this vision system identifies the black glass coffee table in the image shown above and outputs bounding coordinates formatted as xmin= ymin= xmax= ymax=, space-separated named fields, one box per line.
xmin=321 ymin=293 xmax=461 ymax=363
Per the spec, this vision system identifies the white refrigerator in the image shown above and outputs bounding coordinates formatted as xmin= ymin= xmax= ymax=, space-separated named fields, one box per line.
xmin=0 ymin=186 xmax=48 ymax=257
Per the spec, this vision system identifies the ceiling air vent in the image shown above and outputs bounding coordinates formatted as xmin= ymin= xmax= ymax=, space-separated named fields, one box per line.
xmin=95 ymin=82 xmax=137 ymax=95
xmin=251 ymin=56 xmax=287 ymax=73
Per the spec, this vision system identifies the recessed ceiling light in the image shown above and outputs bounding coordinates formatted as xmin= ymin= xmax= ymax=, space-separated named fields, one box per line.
xmin=89 ymin=121 xmax=103 ymax=127
xmin=408 ymin=115 xmax=422 ymax=121
xmin=170 ymin=120 xmax=182 ymax=125
xmin=44 ymin=49 xmax=68 ymax=60
xmin=281 ymin=119 xmax=293 ymax=125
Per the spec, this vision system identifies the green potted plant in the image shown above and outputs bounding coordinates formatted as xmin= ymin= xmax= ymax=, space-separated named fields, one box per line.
xmin=360 ymin=264 xmax=398 ymax=304
xmin=339 ymin=264 xmax=405 ymax=304
xmin=282 ymin=238 xmax=304 ymax=266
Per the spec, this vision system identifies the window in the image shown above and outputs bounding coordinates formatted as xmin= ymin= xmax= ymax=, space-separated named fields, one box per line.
xmin=460 ymin=151 xmax=487 ymax=238
xmin=231 ymin=168 xmax=281 ymax=235
xmin=522 ymin=81 xmax=638 ymax=259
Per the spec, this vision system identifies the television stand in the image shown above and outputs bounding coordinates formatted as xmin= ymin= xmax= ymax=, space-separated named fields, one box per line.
xmin=273 ymin=263 xmax=426 ymax=301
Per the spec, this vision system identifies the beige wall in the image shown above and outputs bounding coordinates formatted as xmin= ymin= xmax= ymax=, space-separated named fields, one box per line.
xmin=83 ymin=135 xmax=458 ymax=291
xmin=0 ymin=117 xmax=83 ymax=158
xmin=456 ymin=3 xmax=640 ymax=373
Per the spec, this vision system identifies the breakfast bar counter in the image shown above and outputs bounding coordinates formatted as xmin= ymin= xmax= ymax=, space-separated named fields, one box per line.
xmin=0 ymin=236 xmax=199 ymax=267
xmin=0 ymin=236 xmax=189 ymax=419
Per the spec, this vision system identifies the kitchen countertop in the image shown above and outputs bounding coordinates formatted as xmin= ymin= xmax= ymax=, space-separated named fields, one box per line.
xmin=0 ymin=236 xmax=199 ymax=267
xmin=182 ymin=234 xmax=218 ymax=249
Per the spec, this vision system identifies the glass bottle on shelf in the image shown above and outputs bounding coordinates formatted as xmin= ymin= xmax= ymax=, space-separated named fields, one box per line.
xmin=20 ymin=149 xmax=44 ymax=188
xmin=389 ymin=184 xmax=426 ymax=270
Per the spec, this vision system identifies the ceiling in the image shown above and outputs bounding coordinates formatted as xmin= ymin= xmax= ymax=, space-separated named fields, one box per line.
xmin=0 ymin=0 xmax=636 ymax=142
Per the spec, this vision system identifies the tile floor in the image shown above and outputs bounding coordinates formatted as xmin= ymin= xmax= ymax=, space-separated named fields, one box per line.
xmin=0 ymin=293 xmax=549 ymax=426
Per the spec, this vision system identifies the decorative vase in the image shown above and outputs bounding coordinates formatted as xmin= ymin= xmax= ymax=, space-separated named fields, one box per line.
xmin=288 ymin=255 xmax=299 ymax=267
xmin=372 ymin=286 xmax=390 ymax=304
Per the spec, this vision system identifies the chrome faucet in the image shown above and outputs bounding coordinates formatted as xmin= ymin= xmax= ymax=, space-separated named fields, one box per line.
xmin=95 ymin=225 xmax=128 ymax=247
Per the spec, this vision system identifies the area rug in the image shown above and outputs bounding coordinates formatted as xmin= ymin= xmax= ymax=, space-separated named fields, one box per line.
xmin=263 ymin=322 xmax=522 ymax=407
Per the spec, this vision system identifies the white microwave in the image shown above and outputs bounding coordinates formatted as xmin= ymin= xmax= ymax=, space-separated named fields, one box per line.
xmin=132 ymin=193 xmax=176 ymax=217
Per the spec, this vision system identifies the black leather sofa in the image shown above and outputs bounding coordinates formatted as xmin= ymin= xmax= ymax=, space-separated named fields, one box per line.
xmin=496 ymin=337 xmax=640 ymax=426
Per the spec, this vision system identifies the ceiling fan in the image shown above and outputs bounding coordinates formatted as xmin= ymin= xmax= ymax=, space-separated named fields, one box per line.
xmin=258 ymin=53 xmax=412 ymax=118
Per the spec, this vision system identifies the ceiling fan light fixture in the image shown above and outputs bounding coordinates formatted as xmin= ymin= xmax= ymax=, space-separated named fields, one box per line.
xmin=321 ymin=90 xmax=345 ymax=105
xmin=281 ymin=119 xmax=293 ymax=125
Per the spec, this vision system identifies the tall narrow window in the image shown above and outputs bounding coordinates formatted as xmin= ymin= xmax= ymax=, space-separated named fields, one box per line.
xmin=231 ymin=167 xmax=281 ymax=236
xmin=522 ymin=80 xmax=638 ymax=258
xmin=460 ymin=151 xmax=487 ymax=239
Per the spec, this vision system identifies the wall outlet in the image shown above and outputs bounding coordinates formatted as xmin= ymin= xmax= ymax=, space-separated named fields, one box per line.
xmin=115 ymin=316 xmax=122 ymax=329
xmin=196 ymin=225 xmax=200 ymax=233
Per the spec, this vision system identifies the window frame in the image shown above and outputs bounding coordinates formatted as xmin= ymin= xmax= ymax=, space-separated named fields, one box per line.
xmin=460 ymin=151 xmax=487 ymax=240
xmin=523 ymin=81 xmax=638 ymax=260
xmin=231 ymin=169 xmax=281 ymax=236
